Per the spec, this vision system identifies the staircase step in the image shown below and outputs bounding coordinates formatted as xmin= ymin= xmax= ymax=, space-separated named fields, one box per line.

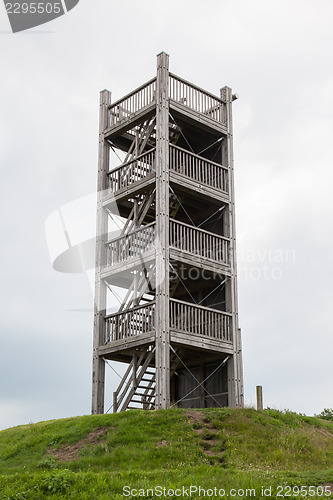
xmin=130 ymin=398 xmax=152 ymax=403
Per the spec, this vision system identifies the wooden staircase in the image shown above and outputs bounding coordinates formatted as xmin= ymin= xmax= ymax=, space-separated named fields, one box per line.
xmin=112 ymin=346 xmax=181 ymax=411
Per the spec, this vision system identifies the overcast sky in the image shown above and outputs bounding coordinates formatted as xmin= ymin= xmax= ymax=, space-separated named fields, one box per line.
xmin=1 ymin=0 xmax=332 ymax=430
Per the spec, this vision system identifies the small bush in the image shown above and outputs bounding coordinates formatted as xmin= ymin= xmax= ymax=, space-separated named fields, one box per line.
xmin=37 ymin=455 xmax=59 ymax=470
xmin=37 ymin=469 xmax=74 ymax=494
xmin=315 ymin=408 xmax=333 ymax=421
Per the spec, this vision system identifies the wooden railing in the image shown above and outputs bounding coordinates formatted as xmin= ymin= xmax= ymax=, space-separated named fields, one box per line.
xmin=105 ymin=301 xmax=155 ymax=343
xmin=107 ymin=73 xmax=225 ymax=129
xmin=106 ymin=222 xmax=156 ymax=266
xmin=169 ymin=144 xmax=228 ymax=193
xmin=108 ymin=148 xmax=155 ymax=193
xmin=170 ymin=219 xmax=230 ymax=266
xmin=109 ymin=78 xmax=157 ymax=127
xmin=169 ymin=73 xmax=226 ymax=124
xmin=170 ymin=299 xmax=232 ymax=342
xmin=104 ymin=299 xmax=231 ymax=343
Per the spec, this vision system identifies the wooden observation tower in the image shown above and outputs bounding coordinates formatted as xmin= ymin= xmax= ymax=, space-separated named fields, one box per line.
xmin=92 ymin=52 xmax=243 ymax=413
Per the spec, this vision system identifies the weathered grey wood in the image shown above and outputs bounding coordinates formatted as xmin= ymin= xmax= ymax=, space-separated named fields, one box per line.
xmin=169 ymin=101 xmax=228 ymax=134
xmin=104 ymin=104 xmax=156 ymax=141
xmin=169 ymin=144 xmax=228 ymax=192
xmin=155 ymin=52 xmax=170 ymax=410
xmin=102 ymin=175 xmax=156 ymax=207
xmin=169 ymin=219 xmax=230 ymax=265
xmin=256 ymin=385 xmax=263 ymax=411
xmin=92 ymin=53 xmax=244 ymax=415
xmin=120 ymin=348 xmax=155 ymax=411
xmin=169 ymin=171 xmax=229 ymax=203
xmin=170 ymin=332 xmax=234 ymax=354
xmin=92 ymin=89 xmax=111 ymax=415
xmin=221 ymin=86 xmax=244 ymax=408
xmin=98 ymin=334 xmax=155 ymax=356
xmin=169 ymin=248 xmax=231 ymax=276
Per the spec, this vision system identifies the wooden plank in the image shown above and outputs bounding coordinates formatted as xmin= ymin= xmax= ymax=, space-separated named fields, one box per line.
xmin=108 ymin=77 xmax=157 ymax=110
xmin=102 ymin=175 xmax=155 ymax=208
xmin=169 ymin=248 xmax=231 ymax=276
xmin=104 ymin=104 xmax=156 ymax=140
xmin=221 ymin=86 xmax=244 ymax=408
xmin=98 ymin=332 xmax=155 ymax=356
xmin=170 ymin=171 xmax=229 ymax=203
xmin=92 ymin=89 xmax=111 ymax=415
xmin=101 ymin=248 xmax=155 ymax=281
xmin=155 ymin=52 xmax=170 ymax=410
xmin=170 ymin=298 xmax=232 ymax=316
xmin=170 ymin=331 xmax=233 ymax=354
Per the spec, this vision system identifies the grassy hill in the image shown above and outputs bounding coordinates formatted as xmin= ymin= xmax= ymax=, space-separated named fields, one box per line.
xmin=0 ymin=407 xmax=332 ymax=499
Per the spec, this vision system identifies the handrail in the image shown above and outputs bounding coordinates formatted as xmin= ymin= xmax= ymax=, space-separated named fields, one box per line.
xmin=105 ymin=301 xmax=156 ymax=343
xmin=108 ymin=78 xmax=157 ymax=128
xmin=171 ymin=143 xmax=227 ymax=171
xmin=106 ymin=223 xmax=156 ymax=267
xmin=169 ymin=73 xmax=224 ymax=104
xmin=170 ymin=218 xmax=229 ymax=242
xmin=108 ymin=148 xmax=155 ymax=193
xmin=107 ymin=148 xmax=156 ymax=176
xmin=105 ymin=300 xmax=156 ymax=320
xmin=170 ymin=298 xmax=232 ymax=342
xmin=169 ymin=73 xmax=226 ymax=124
xmin=108 ymin=77 xmax=157 ymax=111
xmin=106 ymin=222 xmax=155 ymax=246
xmin=170 ymin=298 xmax=232 ymax=316
xmin=169 ymin=144 xmax=228 ymax=192
xmin=170 ymin=219 xmax=230 ymax=265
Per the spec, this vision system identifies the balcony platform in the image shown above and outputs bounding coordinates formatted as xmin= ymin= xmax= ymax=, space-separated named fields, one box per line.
xmin=104 ymin=104 xmax=156 ymax=145
xmin=170 ymin=100 xmax=228 ymax=136
xmin=99 ymin=331 xmax=155 ymax=360
xmin=101 ymin=249 xmax=155 ymax=289
xmin=170 ymin=248 xmax=231 ymax=277
xmin=99 ymin=330 xmax=233 ymax=364
xmin=170 ymin=331 xmax=233 ymax=355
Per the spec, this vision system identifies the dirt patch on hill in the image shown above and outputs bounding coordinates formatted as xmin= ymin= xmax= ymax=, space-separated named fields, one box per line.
xmin=156 ymin=439 xmax=167 ymax=448
xmin=185 ymin=410 xmax=224 ymax=464
xmin=48 ymin=427 xmax=110 ymax=462
xmin=185 ymin=410 xmax=206 ymax=424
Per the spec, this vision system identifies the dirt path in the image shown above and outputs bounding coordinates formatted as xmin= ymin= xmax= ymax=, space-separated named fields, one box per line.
xmin=185 ymin=410 xmax=225 ymax=463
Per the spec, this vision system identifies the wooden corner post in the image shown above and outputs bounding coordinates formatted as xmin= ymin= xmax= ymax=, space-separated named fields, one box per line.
xmin=221 ymin=86 xmax=244 ymax=408
xmin=155 ymin=52 xmax=170 ymax=409
xmin=92 ymin=89 xmax=111 ymax=414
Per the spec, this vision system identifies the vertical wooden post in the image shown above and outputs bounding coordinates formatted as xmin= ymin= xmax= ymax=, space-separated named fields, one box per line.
xmin=113 ymin=391 xmax=118 ymax=413
xmin=256 ymin=385 xmax=263 ymax=410
xmin=221 ymin=86 xmax=244 ymax=408
xmin=132 ymin=352 xmax=137 ymax=388
xmin=92 ymin=89 xmax=111 ymax=415
xmin=155 ymin=52 xmax=170 ymax=409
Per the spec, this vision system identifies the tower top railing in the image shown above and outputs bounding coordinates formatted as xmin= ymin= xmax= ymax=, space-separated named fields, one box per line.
xmin=107 ymin=73 xmax=227 ymax=129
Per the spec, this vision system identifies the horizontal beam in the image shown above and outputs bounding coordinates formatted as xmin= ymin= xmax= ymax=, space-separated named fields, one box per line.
xmin=170 ymin=171 xmax=229 ymax=203
xmin=98 ymin=333 xmax=155 ymax=356
xmin=170 ymin=248 xmax=231 ymax=276
xmin=171 ymin=331 xmax=233 ymax=354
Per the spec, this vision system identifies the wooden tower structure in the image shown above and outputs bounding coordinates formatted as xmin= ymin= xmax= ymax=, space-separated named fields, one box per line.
xmin=92 ymin=52 xmax=243 ymax=413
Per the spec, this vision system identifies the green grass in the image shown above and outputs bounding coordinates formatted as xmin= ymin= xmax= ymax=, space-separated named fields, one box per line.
xmin=0 ymin=408 xmax=332 ymax=498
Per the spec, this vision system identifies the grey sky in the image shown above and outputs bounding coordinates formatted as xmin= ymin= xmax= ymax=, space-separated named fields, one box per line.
xmin=0 ymin=0 xmax=332 ymax=430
